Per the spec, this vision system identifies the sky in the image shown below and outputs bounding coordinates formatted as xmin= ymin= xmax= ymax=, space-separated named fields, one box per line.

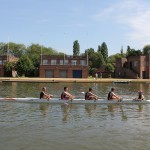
xmin=0 ymin=0 xmax=150 ymax=56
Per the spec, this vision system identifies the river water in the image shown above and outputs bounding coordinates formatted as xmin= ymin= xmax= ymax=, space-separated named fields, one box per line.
xmin=0 ymin=82 xmax=150 ymax=150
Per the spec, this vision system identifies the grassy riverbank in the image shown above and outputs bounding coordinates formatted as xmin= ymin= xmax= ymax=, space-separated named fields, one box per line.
xmin=0 ymin=77 xmax=150 ymax=83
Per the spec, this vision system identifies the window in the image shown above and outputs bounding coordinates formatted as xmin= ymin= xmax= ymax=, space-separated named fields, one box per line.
xmin=64 ymin=60 xmax=68 ymax=65
xmin=51 ymin=59 xmax=56 ymax=65
xmin=60 ymin=60 xmax=64 ymax=65
xmin=3 ymin=60 xmax=7 ymax=64
xmin=43 ymin=59 xmax=48 ymax=64
xmin=80 ymin=60 xmax=86 ymax=66
xmin=0 ymin=60 xmax=2 ymax=65
xmin=72 ymin=60 xmax=77 ymax=66
xmin=134 ymin=61 xmax=138 ymax=67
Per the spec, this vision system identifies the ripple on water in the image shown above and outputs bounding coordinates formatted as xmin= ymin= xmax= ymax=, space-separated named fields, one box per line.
xmin=0 ymin=82 xmax=150 ymax=150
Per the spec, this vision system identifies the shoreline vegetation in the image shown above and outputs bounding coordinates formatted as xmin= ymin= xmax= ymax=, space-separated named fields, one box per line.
xmin=0 ymin=77 xmax=150 ymax=83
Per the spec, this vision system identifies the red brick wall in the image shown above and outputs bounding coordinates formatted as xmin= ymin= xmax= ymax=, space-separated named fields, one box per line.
xmin=39 ymin=65 xmax=89 ymax=78
xmin=39 ymin=55 xmax=89 ymax=78
xmin=115 ymin=56 xmax=150 ymax=79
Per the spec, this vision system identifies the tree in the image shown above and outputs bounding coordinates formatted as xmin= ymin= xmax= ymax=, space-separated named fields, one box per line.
xmin=126 ymin=48 xmax=142 ymax=57
xmin=73 ymin=40 xmax=80 ymax=56
xmin=90 ymin=52 xmax=105 ymax=68
xmin=85 ymin=48 xmax=95 ymax=58
xmin=97 ymin=45 xmax=101 ymax=53
xmin=4 ymin=61 xmax=16 ymax=77
xmin=100 ymin=42 xmax=108 ymax=63
xmin=0 ymin=42 xmax=6 ymax=55
xmin=97 ymin=51 xmax=105 ymax=67
xmin=8 ymin=42 xmax=26 ymax=57
xmin=121 ymin=46 xmax=123 ymax=55
xmin=0 ymin=42 xmax=26 ymax=57
xmin=127 ymin=46 xmax=131 ymax=53
xmin=0 ymin=42 xmax=61 ymax=77
xmin=108 ymin=53 xmax=126 ymax=63
xmin=16 ymin=55 xmax=34 ymax=77
xmin=89 ymin=68 xmax=97 ymax=76
xmin=105 ymin=63 xmax=115 ymax=72
xmin=143 ymin=45 xmax=150 ymax=55
xmin=26 ymin=43 xmax=59 ymax=71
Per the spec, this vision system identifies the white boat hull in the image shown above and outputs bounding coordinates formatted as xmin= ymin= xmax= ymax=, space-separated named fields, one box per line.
xmin=0 ymin=98 xmax=150 ymax=104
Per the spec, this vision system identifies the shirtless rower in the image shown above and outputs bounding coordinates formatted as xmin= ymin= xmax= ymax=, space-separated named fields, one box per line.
xmin=61 ymin=87 xmax=75 ymax=100
xmin=40 ymin=87 xmax=53 ymax=100
xmin=107 ymin=88 xmax=121 ymax=100
xmin=85 ymin=88 xmax=100 ymax=100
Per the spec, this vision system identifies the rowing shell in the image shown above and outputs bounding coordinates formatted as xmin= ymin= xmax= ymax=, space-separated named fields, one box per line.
xmin=0 ymin=98 xmax=150 ymax=104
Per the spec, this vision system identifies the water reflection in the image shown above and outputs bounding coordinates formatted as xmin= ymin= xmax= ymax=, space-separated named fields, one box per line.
xmin=85 ymin=104 xmax=97 ymax=117
xmin=39 ymin=103 xmax=51 ymax=116
xmin=119 ymin=106 xmax=128 ymax=120
xmin=138 ymin=104 xmax=144 ymax=112
xmin=50 ymin=103 xmax=145 ymax=123
xmin=61 ymin=103 xmax=70 ymax=122
xmin=107 ymin=104 xmax=123 ymax=118
xmin=61 ymin=104 xmax=78 ymax=122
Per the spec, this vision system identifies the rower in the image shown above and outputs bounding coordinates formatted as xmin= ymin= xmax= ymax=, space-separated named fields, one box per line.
xmin=107 ymin=88 xmax=121 ymax=101
xmin=134 ymin=90 xmax=145 ymax=100
xmin=61 ymin=87 xmax=75 ymax=100
xmin=40 ymin=87 xmax=53 ymax=100
xmin=85 ymin=88 xmax=100 ymax=100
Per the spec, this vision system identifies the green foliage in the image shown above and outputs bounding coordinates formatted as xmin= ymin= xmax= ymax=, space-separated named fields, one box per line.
xmin=126 ymin=45 xmax=142 ymax=56
xmin=97 ymin=45 xmax=101 ymax=52
xmin=4 ymin=62 xmax=16 ymax=77
xmin=143 ymin=45 xmax=150 ymax=55
xmin=108 ymin=53 xmax=126 ymax=63
xmin=105 ymin=63 xmax=115 ymax=72
xmin=91 ymin=53 xmax=100 ymax=68
xmin=85 ymin=48 xmax=105 ymax=68
xmin=26 ymin=43 xmax=59 ymax=69
xmin=73 ymin=40 xmax=80 ymax=56
xmin=1 ymin=42 xmax=60 ymax=77
xmin=0 ymin=42 xmax=26 ymax=57
xmin=99 ymin=42 xmax=108 ymax=63
xmin=8 ymin=42 xmax=26 ymax=57
xmin=85 ymin=48 xmax=95 ymax=58
xmin=127 ymin=46 xmax=131 ymax=54
xmin=89 ymin=68 xmax=97 ymax=76
xmin=126 ymin=48 xmax=142 ymax=57
xmin=16 ymin=55 xmax=34 ymax=77
xmin=91 ymin=52 xmax=105 ymax=68
xmin=0 ymin=42 xmax=6 ymax=55
xmin=121 ymin=47 xmax=123 ymax=55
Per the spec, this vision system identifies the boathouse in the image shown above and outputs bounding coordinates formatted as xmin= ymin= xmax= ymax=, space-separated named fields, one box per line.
xmin=114 ymin=55 xmax=150 ymax=79
xmin=0 ymin=55 xmax=18 ymax=77
xmin=39 ymin=55 xmax=89 ymax=78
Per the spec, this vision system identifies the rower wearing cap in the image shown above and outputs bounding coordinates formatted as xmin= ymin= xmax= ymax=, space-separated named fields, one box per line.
xmin=61 ymin=87 xmax=75 ymax=100
xmin=40 ymin=87 xmax=53 ymax=100
xmin=107 ymin=88 xmax=121 ymax=100
xmin=85 ymin=88 xmax=100 ymax=100
xmin=134 ymin=90 xmax=145 ymax=100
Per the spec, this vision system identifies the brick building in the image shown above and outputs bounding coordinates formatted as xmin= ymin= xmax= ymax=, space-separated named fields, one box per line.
xmin=0 ymin=55 xmax=18 ymax=77
xmin=39 ymin=55 xmax=89 ymax=78
xmin=115 ymin=55 xmax=150 ymax=79
xmin=0 ymin=55 xmax=7 ymax=76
